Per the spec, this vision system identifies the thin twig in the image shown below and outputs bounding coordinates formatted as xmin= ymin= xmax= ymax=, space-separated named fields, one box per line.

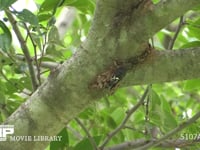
xmin=99 ymin=85 xmax=150 ymax=149
xmin=168 ymin=16 xmax=184 ymax=50
xmin=124 ymin=126 xmax=144 ymax=135
xmin=75 ymin=118 xmax=98 ymax=150
xmin=144 ymin=84 xmax=151 ymax=135
xmin=39 ymin=32 xmax=48 ymax=72
xmin=15 ymin=54 xmax=59 ymax=69
xmin=144 ymin=85 xmax=151 ymax=121
xmin=23 ymin=23 xmax=41 ymax=85
xmin=66 ymin=125 xmax=82 ymax=140
xmin=135 ymin=111 xmax=200 ymax=150
xmin=5 ymin=10 xmax=38 ymax=91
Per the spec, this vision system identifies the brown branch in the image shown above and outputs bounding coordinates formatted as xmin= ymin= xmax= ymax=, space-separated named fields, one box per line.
xmin=99 ymin=85 xmax=150 ymax=149
xmin=23 ymin=23 xmax=41 ymax=85
xmin=5 ymin=10 xmax=38 ymax=91
xmin=167 ymin=16 xmax=184 ymax=50
xmin=122 ymin=47 xmax=200 ymax=87
xmin=1 ymin=0 xmax=200 ymax=149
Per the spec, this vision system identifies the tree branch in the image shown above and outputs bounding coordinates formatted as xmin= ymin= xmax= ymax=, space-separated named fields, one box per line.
xmin=167 ymin=16 xmax=184 ymax=50
xmin=86 ymin=0 xmax=200 ymax=59
xmin=5 ymin=10 xmax=38 ymax=91
xmin=104 ymin=139 xmax=200 ymax=150
xmin=122 ymin=47 xmax=200 ymax=87
xmin=23 ymin=23 xmax=41 ymax=84
xmin=1 ymin=0 xmax=200 ymax=150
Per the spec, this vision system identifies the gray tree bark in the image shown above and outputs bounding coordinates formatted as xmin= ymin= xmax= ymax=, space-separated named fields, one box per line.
xmin=1 ymin=0 xmax=200 ymax=150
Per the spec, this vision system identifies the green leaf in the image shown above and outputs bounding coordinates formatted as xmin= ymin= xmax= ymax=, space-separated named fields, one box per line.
xmin=0 ymin=55 xmax=13 ymax=67
xmin=180 ymin=41 xmax=200 ymax=49
xmin=0 ymin=0 xmax=16 ymax=11
xmin=14 ymin=63 xmax=27 ymax=74
xmin=6 ymin=95 xmax=24 ymax=112
xmin=16 ymin=9 xmax=39 ymax=26
xmin=1 ymin=108 xmax=10 ymax=121
xmin=48 ymin=26 xmax=60 ymax=42
xmin=133 ymin=111 xmax=145 ymax=124
xmin=37 ymin=13 xmax=52 ymax=22
xmin=63 ymin=50 xmax=72 ymax=59
xmin=74 ymin=136 xmax=101 ymax=150
xmin=0 ymin=21 xmax=12 ymax=51
xmin=160 ymin=96 xmax=177 ymax=131
xmin=5 ymin=78 xmax=20 ymax=94
xmin=30 ymin=33 xmax=42 ymax=50
xmin=0 ymin=92 xmax=6 ymax=104
xmin=64 ymin=0 xmax=95 ymax=14
xmin=183 ymin=79 xmax=200 ymax=91
xmin=111 ymin=107 xmax=125 ymax=124
xmin=150 ymin=90 xmax=177 ymax=132
xmin=106 ymin=115 xmax=117 ymax=129
xmin=39 ymin=0 xmax=61 ymax=13
xmin=151 ymin=0 xmax=160 ymax=4
xmin=188 ymin=18 xmax=200 ymax=40
xmin=0 ymin=80 xmax=6 ymax=93
xmin=46 ymin=44 xmax=64 ymax=59
xmin=78 ymin=108 xmax=95 ymax=119
xmin=149 ymin=90 xmax=162 ymax=126
xmin=50 ymin=128 xmax=69 ymax=150
xmin=19 ymin=77 xmax=32 ymax=91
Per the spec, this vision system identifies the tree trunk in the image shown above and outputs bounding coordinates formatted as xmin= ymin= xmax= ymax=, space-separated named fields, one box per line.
xmin=1 ymin=0 xmax=200 ymax=149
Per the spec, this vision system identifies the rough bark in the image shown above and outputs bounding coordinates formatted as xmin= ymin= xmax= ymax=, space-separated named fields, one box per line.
xmin=122 ymin=48 xmax=200 ymax=86
xmin=1 ymin=0 xmax=200 ymax=150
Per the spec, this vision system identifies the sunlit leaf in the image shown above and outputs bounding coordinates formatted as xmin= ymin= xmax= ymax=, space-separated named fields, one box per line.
xmin=187 ymin=18 xmax=200 ymax=40
xmin=181 ymin=41 xmax=200 ymax=49
xmin=151 ymin=0 xmax=160 ymax=4
xmin=64 ymin=0 xmax=95 ymax=14
xmin=39 ymin=0 xmax=61 ymax=12
xmin=183 ymin=79 xmax=200 ymax=91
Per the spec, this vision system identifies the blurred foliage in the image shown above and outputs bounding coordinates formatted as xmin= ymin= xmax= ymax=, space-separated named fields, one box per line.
xmin=0 ymin=0 xmax=200 ymax=150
